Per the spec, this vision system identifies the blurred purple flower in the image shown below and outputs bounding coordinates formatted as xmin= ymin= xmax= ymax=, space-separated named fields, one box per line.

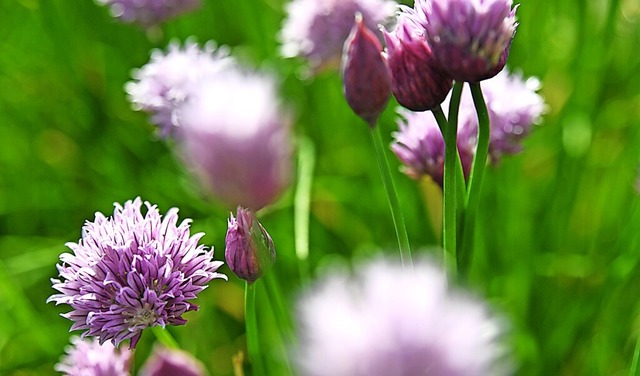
xmin=280 ymin=0 xmax=397 ymax=71
xmin=96 ymin=0 xmax=200 ymax=27
xmin=140 ymin=346 xmax=206 ymax=376
xmin=225 ymin=207 xmax=276 ymax=283
xmin=412 ymin=0 xmax=518 ymax=82
xmin=126 ymin=40 xmax=233 ymax=137
xmin=55 ymin=336 xmax=132 ymax=376
xmin=177 ymin=68 xmax=292 ymax=210
xmin=481 ymin=70 xmax=546 ymax=161
xmin=342 ymin=14 xmax=391 ymax=126
xmin=48 ymin=198 xmax=227 ymax=349
xmin=392 ymin=107 xmax=475 ymax=186
xmin=383 ymin=12 xmax=452 ymax=111
xmin=392 ymin=68 xmax=545 ymax=183
xmin=295 ymin=258 xmax=509 ymax=376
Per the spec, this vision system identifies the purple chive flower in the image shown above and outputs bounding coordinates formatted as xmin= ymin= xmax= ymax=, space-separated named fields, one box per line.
xmin=177 ymin=68 xmax=292 ymax=211
xmin=342 ymin=14 xmax=391 ymax=127
xmin=96 ymin=0 xmax=200 ymax=27
xmin=48 ymin=198 xmax=227 ymax=349
xmin=126 ymin=40 xmax=233 ymax=137
xmin=280 ymin=0 xmax=397 ymax=71
xmin=383 ymin=12 xmax=453 ymax=111
xmin=295 ymin=258 xmax=509 ymax=376
xmin=392 ymin=106 xmax=475 ymax=186
xmin=392 ymin=68 xmax=545 ymax=182
xmin=480 ymin=70 xmax=546 ymax=161
xmin=412 ymin=0 xmax=518 ymax=82
xmin=55 ymin=336 xmax=132 ymax=376
xmin=225 ymin=207 xmax=276 ymax=283
xmin=140 ymin=346 xmax=206 ymax=376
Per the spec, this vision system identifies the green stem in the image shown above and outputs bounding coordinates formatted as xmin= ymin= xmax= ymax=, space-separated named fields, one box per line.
xmin=294 ymin=137 xmax=315 ymax=282
xmin=245 ymin=282 xmax=266 ymax=376
xmin=261 ymin=280 xmax=296 ymax=376
xmin=631 ymin=334 xmax=640 ymax=376
xmin=151 ymin=326 xmax=179 ymax=349
xmin=442 ymin=85 xmax=462 ymax=274
xmin=370 ymin=126 xmax=413 ymax=267
xmin=459 ymin=82 xmax=490 ymax=277
xmin=263 ymin=272 xmax=293 ymax=341
xmin=433 ymin=104 xmax=467 ymax=264
xmin=433 ymin=105 xmax=467 ymax=212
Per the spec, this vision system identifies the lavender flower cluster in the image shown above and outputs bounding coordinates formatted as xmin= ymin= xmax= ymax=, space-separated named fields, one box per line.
xmin=48 ymin=198 xmax=227 ymax=348
xmin=49 ymin=0 xmax=549 ymax=373
xmin=96 ymin=0 xmax=201 ymax=27
xmin=296 ymin=258 xmax=509 ymax=376
xmin=127 ymin=40 xmax=292 ymax=211
xmin=393 ymin=69 xmax=546 ymax=186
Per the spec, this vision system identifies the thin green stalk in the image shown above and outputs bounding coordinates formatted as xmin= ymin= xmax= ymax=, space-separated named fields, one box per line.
xmin=151 ymin=326 xmax=179 ymax=349
xmin=442 ymin=85 xmax=462 ymax=273
xmin=370 ymin=126 xmax=412 ymax=267
xmin=432 ymin=105 xmax=467 ymax=212
xmin=459 ymin=82 xmax=490 ymax=277
xmin=294 ymin=137 xmax=315 ymax=282
xmin=631 ymin=333 xmax=640 ymax=376
xmin=263 ymin=272 xmax=293 ymax=341
xmin=261 ymin=281 xmax=296 ymax=376
xmin=245 ymin=282 xmax=266 ymax=376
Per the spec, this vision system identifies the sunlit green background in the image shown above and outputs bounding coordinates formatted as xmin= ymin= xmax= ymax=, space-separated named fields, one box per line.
xmin=1 ymin=0 xmax=640 ymax=375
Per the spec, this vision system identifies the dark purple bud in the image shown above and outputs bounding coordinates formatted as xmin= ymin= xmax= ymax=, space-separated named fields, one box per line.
xmin=383 ymin=16 xmax=453 ymax=112
xmin=341 ymin=13 xmax=391 ymax=127
xmin=225 ymin=207 xmax=276 ymax=283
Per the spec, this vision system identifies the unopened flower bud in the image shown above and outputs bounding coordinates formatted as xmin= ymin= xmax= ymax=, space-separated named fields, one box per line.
xmin=383 ymin=15 xmax=453 ymax=111
xmin=341 ymin=13 xmax=391 ymax=127
xmin=413 ymin=0 xmax=518 ymax=82
xmin=225 ymin=207 xmax=276 ymax=283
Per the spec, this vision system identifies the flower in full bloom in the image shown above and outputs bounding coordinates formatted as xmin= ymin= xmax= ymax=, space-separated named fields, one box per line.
xmin=280 ymin=0 xmax=397 ymax=71
xmin=48 ymin=198 xmax=227 ymax=348
xmin=96 ymin=0 xmax=201 ymax=27
xmin=225 ymin=207 xmax=276 ymax=283
xmin=295 ymin=257 xmax=509 ymax=376
xmin=480 ymin=70 xmax=546 ymax=161
xmin=341 ymin=14 xmax=391 ymax=126
xmin=55 ymin=336 xmax=132 ymax=376
xmin=383 ymin=12 xmax=452 ymax=111
xmin=126 ymin=40 xmax=233 ymax=137
xmin=392 ymin=107 xmax=475 ymax=186
xmin=412 ymin=0 xmax=518 ymax=82
xmin=177 ymin=68 xmax=292 ymax=210
xmin=140 ymin=346 xmax=206 ymax=376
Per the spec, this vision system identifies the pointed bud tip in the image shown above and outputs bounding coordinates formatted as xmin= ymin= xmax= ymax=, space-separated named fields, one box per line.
xmin=341 ymin=14 xmax=391 ymax=127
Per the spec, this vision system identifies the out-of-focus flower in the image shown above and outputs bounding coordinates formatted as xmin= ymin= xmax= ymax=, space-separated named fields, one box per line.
xmin=342 ymin=14 xmax=391 ymax=126
xmin=225 ymin=207 xmax=276 ymax=283
xmin=48 ymin=198 xmax=227 ymax=349
xmin=280 ymin=0 xmax=397 ymax=71
xmin=140 ymin=346 xmax=206 ymax=376
xmin=412 ymin=0 xmax=518 ymax=82
xmin=392 ymin=69 xmax=545 ymax=182
xmin=55 ymin=336 xmax=132 ymax=376
xmin=480 ymin=70 xmax=545 ymax=161
xmin=295 ymin=257 xmax=509 ymax=376
xmin=126 ymin=40 xmax=232 ymax=137
xmin=177 ymin=68 xmax=292 ymax=210
xmin=383 ymin=12 xmax=452 ymax=111
xmin=96 ymin=0 xmax=201 ymax=27
xmin=392 ymin=107 xmax=475 ymax=186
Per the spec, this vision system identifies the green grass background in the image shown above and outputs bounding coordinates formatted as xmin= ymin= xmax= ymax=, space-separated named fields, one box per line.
xmin=1 ymin=0 xmax=640 ymax=374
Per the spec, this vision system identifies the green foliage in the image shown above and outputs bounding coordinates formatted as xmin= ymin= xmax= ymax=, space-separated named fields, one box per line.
xmin=1 ymin=0 xmax=639 ymax=375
